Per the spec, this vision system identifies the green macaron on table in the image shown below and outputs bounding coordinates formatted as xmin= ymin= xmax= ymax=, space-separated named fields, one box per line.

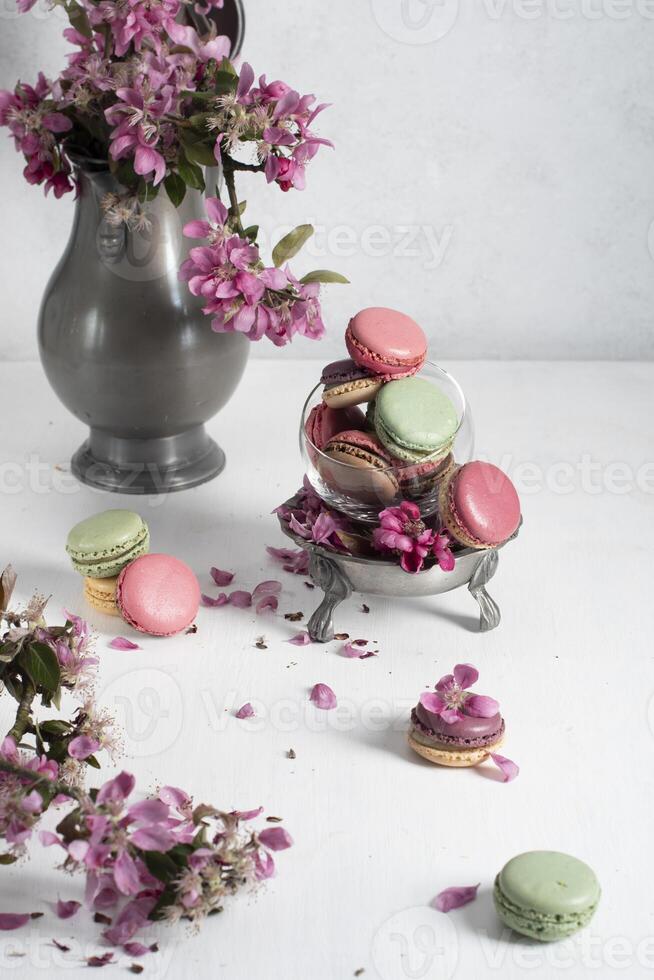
xmin=494 ymin=851 xmax=601 ymax=942
xmin=66 ymin=509 xmax=150 ymax=578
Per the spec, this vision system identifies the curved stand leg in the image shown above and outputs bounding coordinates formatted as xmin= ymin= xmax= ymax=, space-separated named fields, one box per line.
xmin=307 ymin=552 xmax=352 ymax=643
xmin=468 ymin=550 xmax=501 ymax=632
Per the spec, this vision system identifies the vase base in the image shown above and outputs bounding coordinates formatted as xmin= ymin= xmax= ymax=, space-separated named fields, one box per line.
xmin=71 ymin=426 xmax=225 ymax=494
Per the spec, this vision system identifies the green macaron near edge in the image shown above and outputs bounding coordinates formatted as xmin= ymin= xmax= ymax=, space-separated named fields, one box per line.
xmin=372 ymin=377 xmax=459 ymax=462
xmin=66 ymin=509 xmax=150 ymax=579
xmin=493 ymin=851 xmax=601 ymax=942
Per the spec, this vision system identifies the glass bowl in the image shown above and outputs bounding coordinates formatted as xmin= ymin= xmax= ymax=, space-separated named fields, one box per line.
xmin=300 ymin=361 xmax=475 ymax=523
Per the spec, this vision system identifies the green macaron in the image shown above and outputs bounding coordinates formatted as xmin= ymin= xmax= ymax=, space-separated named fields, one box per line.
xmin=372 ymin=377 xmax=459 ymax=462
xmin=66 ymin=509 xmax=150 ymax=579
xmin=493 ymin=851 xmax=601 ymax=942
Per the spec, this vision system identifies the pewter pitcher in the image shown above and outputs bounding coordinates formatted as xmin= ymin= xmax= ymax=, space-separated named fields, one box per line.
xmin=38 ymin=164 xmax=249 ymax=493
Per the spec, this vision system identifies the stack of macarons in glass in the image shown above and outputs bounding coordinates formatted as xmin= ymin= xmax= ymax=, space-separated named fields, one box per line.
xmin=303 ymin=306 xmax=521 ymax=552
xmin=66 ymin=509 xmax=201 ymax=636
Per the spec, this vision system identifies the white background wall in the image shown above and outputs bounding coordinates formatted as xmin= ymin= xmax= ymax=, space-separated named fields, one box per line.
xmin=1 ymin=0 xmax=654 ymax=362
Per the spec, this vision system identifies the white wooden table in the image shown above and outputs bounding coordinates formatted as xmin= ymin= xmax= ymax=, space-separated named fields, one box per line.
xmin=0 ymin=358 xmax=652 ymax=979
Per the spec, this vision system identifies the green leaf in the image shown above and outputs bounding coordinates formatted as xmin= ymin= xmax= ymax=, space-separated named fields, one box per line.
xmin=84 ymin=755 xmax=101 ymax=770
xmin=66 ymin=2 xmax=92 ymax=39
xmin=0 ymin=641 xmax=19 ymax=664
xmin=242 ymin=224 xmax=259 ymax=243
xmin=300 ymin=269 xmax=350 ymax=285
xmin=178 ymin=157 xmax=205 ymax=192
xmin=272 ymin=225 xmax=314 ymax=268
xmin=0 ymin=853 xmax=17 ymax=865
xmin=19 ymin=642 xmax=60 ymax=694
xmin=164 ymin=172 xmax=187 ymax=208
xmin=40 ymin=720 xmax=72 ymax=738
xmin=180 ymin=131 xmax=218 ymax=168
xmin=111 ymin=158 xmax=139 ymax=192
xmin=143 ymin=852 xmax=179 ymax=883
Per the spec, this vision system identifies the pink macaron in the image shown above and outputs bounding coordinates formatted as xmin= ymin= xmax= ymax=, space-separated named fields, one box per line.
xmin=345 ymin=307 xmax=427 ymax=380
xmin=439 ymin=462 xmax=521 ymax=549
xmin=305 ymin=402 xmax=366 ymax=451
xmin=116 ymin=553 xmax=200 ymax=636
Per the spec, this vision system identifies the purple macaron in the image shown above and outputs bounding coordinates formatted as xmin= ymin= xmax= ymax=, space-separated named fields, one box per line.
xmin=320 ymin=358 xmax=384 ymax=409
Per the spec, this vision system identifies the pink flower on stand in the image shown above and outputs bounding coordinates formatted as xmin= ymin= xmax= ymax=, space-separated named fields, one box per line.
xmin=433 ymin=530 xmax=455 ymax=571
xmin=372 ymin=501 xmax=435 ymax=573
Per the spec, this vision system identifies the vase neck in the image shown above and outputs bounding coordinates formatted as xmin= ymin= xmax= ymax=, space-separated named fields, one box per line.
xmin=70 ymin=166 xmax=216 ymax=270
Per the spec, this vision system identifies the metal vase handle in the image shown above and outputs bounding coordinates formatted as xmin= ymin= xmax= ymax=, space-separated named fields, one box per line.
xmin=186 ymin=0 xmax=246 ymax=58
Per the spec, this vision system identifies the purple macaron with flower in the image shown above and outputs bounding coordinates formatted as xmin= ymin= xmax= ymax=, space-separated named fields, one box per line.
xmin=408 ymin=664 xmax=518 ymax=779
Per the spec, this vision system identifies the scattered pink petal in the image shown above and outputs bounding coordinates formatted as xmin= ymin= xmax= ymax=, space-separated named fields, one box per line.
xmin=232 ymin=806 xmax=263 ymax=821
xmin=490 ymin=753 xmax=519 ymax=783
xmin=289 ymin=631 xmax=311 ymax=646
xmin=252 ymin=580 xmax=282 ymax=601
xmin=342 ymin=639 xmax=368 ymax=658
xmin=123 ymin=942 xmax=152 ymax=957
xmin=256 ymin=595 xmax=279 ymax=614
xmin=235 ymin=703 xmax=255 ymax=719
xmin=266 ymin=545 xmax=309 ymax=575
xmin=210 ymin=567 xmax=234 ymax=586
xmin=0 ymin=913 xmax=30 ymax=930
xmin=254 ymin=849 xmax=276 ymax=879
xmin=109 ymin=637 xmax=141 ymax=650
xmin=68 ymin=735 xmax=100 ymax=760
xmin=310 ymin=683 xmax=337 ymax=710
xmin=56 ymin=899 xmax=81 ymax=919
xmin=229 ymin=590 xmax=252 ymax=608
xmin=432 ymin=884 xmax=480 ymax=913
xmin=201 ymin=593 xmax=229 ymax=607
xmin=258 ymin=826 xmax=293 ymax=850
xmin=87 ymin=952 xmax=114 ymax=967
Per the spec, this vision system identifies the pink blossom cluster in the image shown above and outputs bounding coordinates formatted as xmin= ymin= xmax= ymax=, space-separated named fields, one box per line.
xmin=35 ymin=610 xmax=98 ymax=694
xmin=180 ymin=198 xmax=325 ymax=345
xmin=2 ymin=4 xmax=331 ymax=197
xmin=214 ymin=61 xmax=332 ymax=192
xmin=275 ymin=476 xmax=352 ymax=550
xmin=372 ymin=500 xmax=455 ymax=574
xmin=0 ymin=73 xmax=74 ymax=198
xmin=0 ymin=737 xmax=59 ymax=859
xmin=39 ymin=772 xmax=291 ymax=939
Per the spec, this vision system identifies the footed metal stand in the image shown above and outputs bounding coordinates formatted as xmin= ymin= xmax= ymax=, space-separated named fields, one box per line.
xmin=278 ymin=503 xmax=518 ymax=640
xmin=307 ymin=552 xmax=353 ymax=643
xmin=467 ymin=549 xmax=501 ymax=632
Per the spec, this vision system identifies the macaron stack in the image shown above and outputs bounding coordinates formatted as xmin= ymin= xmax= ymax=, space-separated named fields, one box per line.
xmin=67 ymin=510 xmax=150 ymax=617
xmin=308 ymin=307 xmax=460 ymax=504
xmin=304 ymin=306 xmax=521 ymax=552
xmin=67 ymin=510 xmax=200 ymax=636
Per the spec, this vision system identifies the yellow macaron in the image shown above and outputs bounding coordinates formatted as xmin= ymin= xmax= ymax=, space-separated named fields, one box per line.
xmin=84 ymin=575 xmax=120 ymax=617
